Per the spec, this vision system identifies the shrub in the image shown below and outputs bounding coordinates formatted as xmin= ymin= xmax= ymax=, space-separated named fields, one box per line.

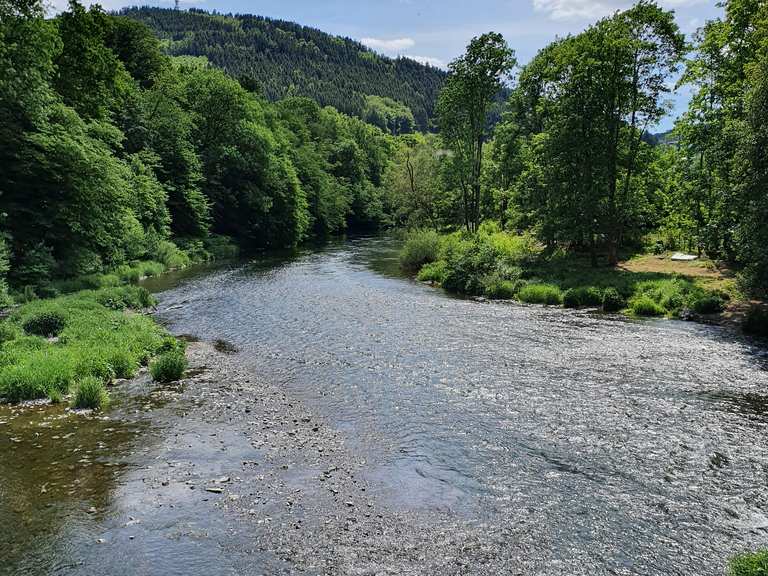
xmin=108 ymin=349 xmax=138 ymax=379
xmin=96 ymin=286 xmax=156 ymax=310
xmin=73 ymin=376 xmax=109 ymax=410
xmin=602 ymin=288 xmax=625 ymax=312
xmin=563 ymin=287 xmax=603 ymax=309
xmin=137 ymin=261 xmax=166 ymax=278
xmin=400 ymin=230 xmax=441 ymax=273
xmin=74 ymin=352 xmax=115 ymax=383
xmin=0 ymin=322 xmax=21 ymax=344
xmin=729 ymin=550 xmax=768 ymax=576
xmin=484 ymin=279 xmax=521 ymax=300
xmin=22 ymin=310 xmax=66 ymax=337
xmin=744 ymin=307 xmax=768 ymax=338
xmin=205 ymin=235 xmax=239 ymax=260
xmin=150 ymin=351 xmax=188 ymax=383
xmin=692 ymin=295 xmax=725 ymax=314
xmin=630 ymin=295 xmax=666 ymax=317
xmin=416 ymin=260 xmax=447 ymax=284
xmin=518 ymin=284 xmax=563 ymax=305
xmin=156 ymin=241 xmax=190 ymax=270
xmin=115 ymin=264 xmax=142 ymax=284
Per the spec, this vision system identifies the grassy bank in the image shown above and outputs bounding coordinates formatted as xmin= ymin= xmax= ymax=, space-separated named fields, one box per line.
xmin=400 ymin=226 xmax=767 ymax=335
xmin=0 ymin=285 xmax=187 ymax=407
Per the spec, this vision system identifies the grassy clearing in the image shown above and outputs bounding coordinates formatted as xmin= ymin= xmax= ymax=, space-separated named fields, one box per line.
xmin=0 ymin=286 xmax=176 ymax=404
xmin=400 ymin=228 xmax=745 ymax=323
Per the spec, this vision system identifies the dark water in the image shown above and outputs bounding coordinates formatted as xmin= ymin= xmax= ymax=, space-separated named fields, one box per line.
xmin=3 ymin=236 xmax=768 ymax=575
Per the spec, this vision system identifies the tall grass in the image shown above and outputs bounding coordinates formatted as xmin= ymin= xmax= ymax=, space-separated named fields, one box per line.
xmin=400 ymin=230 xmax=442 ymax=273
xmin=729 ymin=550 xmax=768 ymax=576
xmin=0 ymin=289 xmax=172 ymax=403
xmin=518 ymin=284 xmax=563 ymax=305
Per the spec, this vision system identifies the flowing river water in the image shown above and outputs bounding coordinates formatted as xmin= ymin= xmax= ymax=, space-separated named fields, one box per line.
xmin=2 ymin=236 xmax=768 ymax=575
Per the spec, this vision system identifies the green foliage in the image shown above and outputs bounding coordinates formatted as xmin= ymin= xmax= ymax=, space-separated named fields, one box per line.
xmin=95 ymin=286 xmax=155 ymax=310
xmin=563 ymin=287 xmax=603 ymax=309
xmin=150 ymin=351 xmax=188 ymax=383
xmin=0 ymin=287 xmax=170 ymax=402
xmin=518 ymin=284 xmax=563 ymax=305
xmin=416 ymin=260 xmax=448 ymax=284
xmin=484 ymin=279 xmax=521 ymax=300
xmin=692 ymin=295 xmax=725 ymax=314
xmin=22 ymin=310 xmax=66 ymax=337
xmin=73 ymin=376 xmax=109 ymax=410
xmin=121 ymin=7 xmax=445 ymax=130
xmin=400 ymin=230 xmax=442 ymax=272
xmin=729 ymin=550 xmax=768 ymax=576
xmin=629 ymin=295 xmax=666 ymax=317
xmin=602 ymin=288 xmax=625 ymax=312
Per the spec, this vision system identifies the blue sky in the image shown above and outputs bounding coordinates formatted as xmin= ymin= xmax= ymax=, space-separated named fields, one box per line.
xmin=59 ymin=0 xmax=724 ymax=129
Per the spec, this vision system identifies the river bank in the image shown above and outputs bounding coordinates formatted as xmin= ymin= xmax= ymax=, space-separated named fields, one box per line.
xmin=400 ymin=228 xmax=768 ymax=337
xmin=3 ymin=237 xmax=768 ymax=575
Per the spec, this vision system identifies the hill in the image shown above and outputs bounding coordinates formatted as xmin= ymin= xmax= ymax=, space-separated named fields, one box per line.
xmin=120 ymin=7 xmax=446 ymax=130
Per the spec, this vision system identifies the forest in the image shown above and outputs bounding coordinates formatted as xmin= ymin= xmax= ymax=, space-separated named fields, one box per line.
xmin=120 ymin=6 xmax=446 ymax=131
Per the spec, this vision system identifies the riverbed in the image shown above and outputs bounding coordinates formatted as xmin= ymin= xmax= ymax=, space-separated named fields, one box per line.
xmin=2 ymin=236 xmax=768 ymax=575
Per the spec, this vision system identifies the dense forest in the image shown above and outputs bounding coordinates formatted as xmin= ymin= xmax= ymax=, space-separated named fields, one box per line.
xmin=0 ymin=0 xmax=399 ymax=303
xmin=120 ymin=7 xmax=445 ymax=131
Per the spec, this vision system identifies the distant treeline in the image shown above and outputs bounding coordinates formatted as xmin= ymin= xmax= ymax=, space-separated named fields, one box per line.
xmin=120 ymin=7 xmax=446 ymax=131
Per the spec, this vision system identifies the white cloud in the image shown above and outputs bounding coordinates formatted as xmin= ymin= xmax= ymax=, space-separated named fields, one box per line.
xmin=360 ymin=36 xmax=416 ymax=53
xmin=532 ymin=0 xmax=706 ymax=21
xmin=403 ymin=55 xmax=446 ymax=68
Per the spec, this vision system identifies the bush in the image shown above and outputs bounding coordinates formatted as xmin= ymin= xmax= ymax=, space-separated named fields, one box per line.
xmin=484 ymin=279 xmax=521 ymax=300
xmin=563 ymin=287 xmax=603 ymax=309
xmin=729 ymin=550 xmax=768 ymax=576
xmin=400 ymin=230 xmax=441 ymax=273
xmin=416 ymin=260 xmax=447 ymax=284
xmin=602 ymin=288 xmax=625 ymax=312
xmin=96 ymin=286 xmax=156 ymax=310
xmin=518 ymin=284 xmax=563 ymax=305
xmin=0 ymin=322 xmax=21 ymax=344
xmin=692 ymin=295 xmax=725 ymax=314
xmin=205 ymin=235 xmax=239 ymax=260
xmin=22 ymin=310 xmax=66 ymax=337
xmin=107 ymin=349 xmax=138 ymax=379
xmin=155 ymin=241 xmax=190 ymax=270
xmin=744 ymin=307 xmax=768 ymax=338
xmin=630 ymin=295 xmax=666 ymax=317
xmin=73 ymin=376 xmax=109 ymax=410
xmin=150 ymin=351 xmax=188 ymax=383
xmin=137 ymin=261 xmax=166 ymax=278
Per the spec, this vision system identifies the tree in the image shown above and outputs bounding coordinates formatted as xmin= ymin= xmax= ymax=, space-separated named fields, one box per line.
xmin=437 ymin=33 xmax=516 ymax=232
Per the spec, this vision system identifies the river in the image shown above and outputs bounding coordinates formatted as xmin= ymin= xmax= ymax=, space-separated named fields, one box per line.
xmin=2 ymin=236 xmax=768 ymax=575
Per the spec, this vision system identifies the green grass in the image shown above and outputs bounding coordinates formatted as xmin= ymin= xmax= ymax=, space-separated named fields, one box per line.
xmin=150 ymin=351 xmax=188 ymax=383
xmin=563 ymin=287 xmax=603 ymax=308
xmin=73 ymin=376 xmax=109 ymax=410
xmin=518 ymin=284 xmax=563 ymax=305
xmin=416 ymin=260 xmax=448 ymax=284
xmin=0 ymin=289 xmax=174 ymax=403
xmin=729 ymin=550 xmax=768 ymax=576
xmin=629 ymin=295 xmax=666 ymax=317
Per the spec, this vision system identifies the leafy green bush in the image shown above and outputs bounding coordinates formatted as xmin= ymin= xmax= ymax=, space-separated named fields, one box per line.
xmin=563 ymin=287 xmax=603 ymax=308
xmin=150 ymin=351 xmax=188 ymax=383
xmin=156 ymin=241 xmax=190 ymax=270
xmin=0 ymin=322 xmax=21 ymax=344
xmin=729 ymin=550 xmax=768 ymax=576
xmin=73 ymin=376 xmax=109 ymax=410
xmin=692 ymin=295 xmax=725 ymax=314
xmin=108 ymin=349 xmax=138 ymax=379
xmin=400 ymin=230 xmax=442 ymax=273
xmin=484 ymin=279 xmax=521 ymax=300
xmin=205 ymin=235 xmax=240 ymax=260
xmin=96 ymin=286 xmax=156 ymax=310
xmin=416 ymin=260 xmax=447 ymax=284
xmin=602 ymin=288 xmax=625 ymax=312
xmin=744 ymin=307 xmax=768 ymax=337
xmin=518 ymin=284 xmax=563 ymax=305
xmin=629 ymin=295 xmax=666 ymax=317
xmin=22 ymin=310 xmax=66 ymax=337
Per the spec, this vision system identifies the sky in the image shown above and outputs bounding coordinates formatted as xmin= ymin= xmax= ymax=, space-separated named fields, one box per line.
xmin=51 ymin=0 xmax=725 ymax=129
